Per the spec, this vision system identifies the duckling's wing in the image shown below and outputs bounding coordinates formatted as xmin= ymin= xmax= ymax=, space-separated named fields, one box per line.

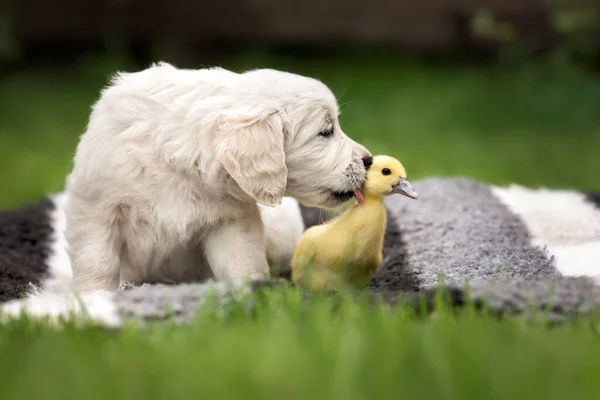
xmin=295 ymin=236 xmax=317 ymax=265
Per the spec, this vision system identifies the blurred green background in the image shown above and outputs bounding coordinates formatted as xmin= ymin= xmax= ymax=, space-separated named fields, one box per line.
xmin=1 ymin=0 xmax=599 ymax=209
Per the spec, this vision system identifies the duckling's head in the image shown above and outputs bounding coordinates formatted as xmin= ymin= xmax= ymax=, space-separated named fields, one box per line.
xmin=357 ymin=155 xmax=419 ymax=202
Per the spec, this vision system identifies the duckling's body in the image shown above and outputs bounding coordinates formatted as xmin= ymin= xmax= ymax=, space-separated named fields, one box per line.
xmin=291 ymin=155 xmax=418 ymax=292
xmin=292 ymin=197 xmax=387 ymax=290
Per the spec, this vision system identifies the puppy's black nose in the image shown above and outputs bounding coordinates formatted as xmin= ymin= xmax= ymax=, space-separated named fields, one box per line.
xmin=362 ymin=155 xmax=373 ymax=169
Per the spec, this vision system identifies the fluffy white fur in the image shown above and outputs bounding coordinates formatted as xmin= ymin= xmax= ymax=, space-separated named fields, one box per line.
xmin=1 ymin=289 xmax=120 ymax=327
xmin=43 ymin=193 xmax=73 ymax=293
xmin=42 ymin=193 xmax=305 ymax=294
xmin=65 ymin=62 xmax=370 ymax=292
xmin=492 ymin=185 xmax=600 ymax=278
xmin=259 ymin=197 xmax=305 ymax=276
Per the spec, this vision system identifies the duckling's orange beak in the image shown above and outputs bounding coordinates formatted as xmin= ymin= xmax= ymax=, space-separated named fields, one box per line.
xmin=392 ymin=178 xmax=419 ymax=200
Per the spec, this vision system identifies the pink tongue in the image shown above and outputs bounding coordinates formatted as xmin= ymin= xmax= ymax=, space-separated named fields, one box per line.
xmin=353 ymin=189 xmax=365 ymax=205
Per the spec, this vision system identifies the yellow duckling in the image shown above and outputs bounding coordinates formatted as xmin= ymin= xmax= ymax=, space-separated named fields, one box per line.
xmin=291 ymin=155 xmax=419 ymax=292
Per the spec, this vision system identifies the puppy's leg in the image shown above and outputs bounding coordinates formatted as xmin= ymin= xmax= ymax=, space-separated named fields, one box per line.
xmin=66 ymin=207 xmax=123 ymax=292
xmin=259 ymin=197 xmax=305 ymax=277
xmin=204 ymin=207 xmax=270 ymax=282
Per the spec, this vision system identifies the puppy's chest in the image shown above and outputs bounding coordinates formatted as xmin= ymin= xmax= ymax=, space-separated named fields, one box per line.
xmin=130 ymin=188 xmax=231 ymax=239
xmin=152 ymin=193 xmax=232 ymax=234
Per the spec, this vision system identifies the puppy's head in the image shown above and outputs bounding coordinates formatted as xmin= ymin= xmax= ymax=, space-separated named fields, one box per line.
xmin=214 ymin=69 xmax=371 ymax=209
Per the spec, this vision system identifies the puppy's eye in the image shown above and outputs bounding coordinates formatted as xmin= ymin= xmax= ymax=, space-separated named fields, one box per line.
xmin=318 ymin=127 xmax=334 ymax=138
xmin=382 ymin=168 xmax=391 ymax=175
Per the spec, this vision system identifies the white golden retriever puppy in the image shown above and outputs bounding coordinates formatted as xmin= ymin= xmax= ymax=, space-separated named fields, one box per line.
xmin=66 ymin=62 xmax=372 ymax=292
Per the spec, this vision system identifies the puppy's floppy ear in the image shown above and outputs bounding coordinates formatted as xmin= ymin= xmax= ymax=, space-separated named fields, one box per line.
xmin=214 ymin=110 xmax=287 ymax=207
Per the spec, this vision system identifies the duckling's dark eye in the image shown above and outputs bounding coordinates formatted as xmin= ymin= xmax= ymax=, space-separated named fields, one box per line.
xmin=382 ymin=168 xmax=391 ymax=175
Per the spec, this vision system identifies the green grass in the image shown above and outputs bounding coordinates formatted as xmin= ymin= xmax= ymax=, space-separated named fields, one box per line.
xmin=2 ymin=52 xmax=600 ymax=399
xmin=2 ymin=288 xmax=600 ymax=400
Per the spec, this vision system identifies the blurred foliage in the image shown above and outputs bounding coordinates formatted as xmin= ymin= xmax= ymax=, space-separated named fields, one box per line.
xmin=551 ymin=0 xmax=599 ymax=66
xmin=472 ymin=1 xmax=599 ymax=68
xmin=0 ymin=1 xmax=599 ymax=207
xmin=0 ymin=15 xmax=19 ymax=62
xmin=471 ymin=9 xmax=518 ymax=44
